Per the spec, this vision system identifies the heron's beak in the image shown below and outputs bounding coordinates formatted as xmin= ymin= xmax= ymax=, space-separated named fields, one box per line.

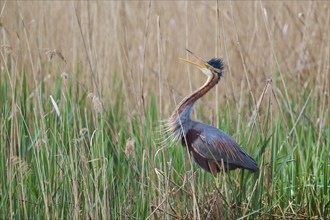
xmin=178 ymin=57 xmax=207 ymax=69
xmin=178 ymin=48 xmax=208 ymax=69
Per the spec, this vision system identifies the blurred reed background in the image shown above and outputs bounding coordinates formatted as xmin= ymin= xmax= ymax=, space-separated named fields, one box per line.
xmin=1 ymin=1 xmax=328 ymax=112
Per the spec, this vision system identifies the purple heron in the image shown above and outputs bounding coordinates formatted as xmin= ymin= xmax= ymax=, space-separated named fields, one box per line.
xmin=167 ymin=49 xmax=258 ymax=176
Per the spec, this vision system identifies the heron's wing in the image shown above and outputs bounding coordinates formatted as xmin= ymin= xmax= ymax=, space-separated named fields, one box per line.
xmin=190 ymin=123 xmax=258 ymax=172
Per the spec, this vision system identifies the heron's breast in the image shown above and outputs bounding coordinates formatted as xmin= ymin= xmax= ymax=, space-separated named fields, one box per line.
xmin=181 ymin=128 xmax=214 ymax=173
xmin=181 ymin=129 xmax=200 ymax=149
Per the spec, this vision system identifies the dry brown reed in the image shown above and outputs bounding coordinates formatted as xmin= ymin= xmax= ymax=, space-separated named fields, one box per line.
xmin=0 ymin=2 xmax=328 ymax=119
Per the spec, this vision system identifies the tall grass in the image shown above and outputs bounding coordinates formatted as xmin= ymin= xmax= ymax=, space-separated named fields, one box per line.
xmin=0 ymin=1 xmax=329 ymax=219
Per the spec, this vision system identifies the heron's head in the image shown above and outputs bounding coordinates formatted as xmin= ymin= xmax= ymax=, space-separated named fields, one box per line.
xmin=179 ymin=49 xmax=224 ymax=81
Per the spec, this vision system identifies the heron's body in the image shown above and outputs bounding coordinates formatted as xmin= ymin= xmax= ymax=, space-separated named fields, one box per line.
xmin=167 ymin=50 xmax=258 ymax=176
xmin=182 ymin=121 xmax=258 ymax=173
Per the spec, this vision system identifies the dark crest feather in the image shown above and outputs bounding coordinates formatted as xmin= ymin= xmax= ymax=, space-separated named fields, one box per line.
xmin=207 ymin=58 xmax=224 ymax=78
xmin=207 ymin=58 xmax=224 ymax=70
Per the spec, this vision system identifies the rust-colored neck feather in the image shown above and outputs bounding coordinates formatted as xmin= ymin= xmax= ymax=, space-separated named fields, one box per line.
xmin=166 ymin=73 xmax=218 ymax=142
xmin=175 ymin=74 xmax=218 ymax=116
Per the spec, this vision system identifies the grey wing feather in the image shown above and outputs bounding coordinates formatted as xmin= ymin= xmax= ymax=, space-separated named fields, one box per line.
xmin=191 ymin=122 xmax=258 ymax=171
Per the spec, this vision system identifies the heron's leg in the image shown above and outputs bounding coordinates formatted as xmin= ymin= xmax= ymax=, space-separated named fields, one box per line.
xmin=208 ymin=161 xmax=219 ymax=178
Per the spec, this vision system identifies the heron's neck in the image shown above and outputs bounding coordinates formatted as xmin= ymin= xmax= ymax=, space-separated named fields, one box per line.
xmin=173 ymin=74 xmax=218 ymax=121
xmin=168 ymin=75 xmax=218 ymax=141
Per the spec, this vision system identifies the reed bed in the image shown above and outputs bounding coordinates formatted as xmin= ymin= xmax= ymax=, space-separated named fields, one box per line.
xmin=0 ymin=1 xmax=328 ymax=219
